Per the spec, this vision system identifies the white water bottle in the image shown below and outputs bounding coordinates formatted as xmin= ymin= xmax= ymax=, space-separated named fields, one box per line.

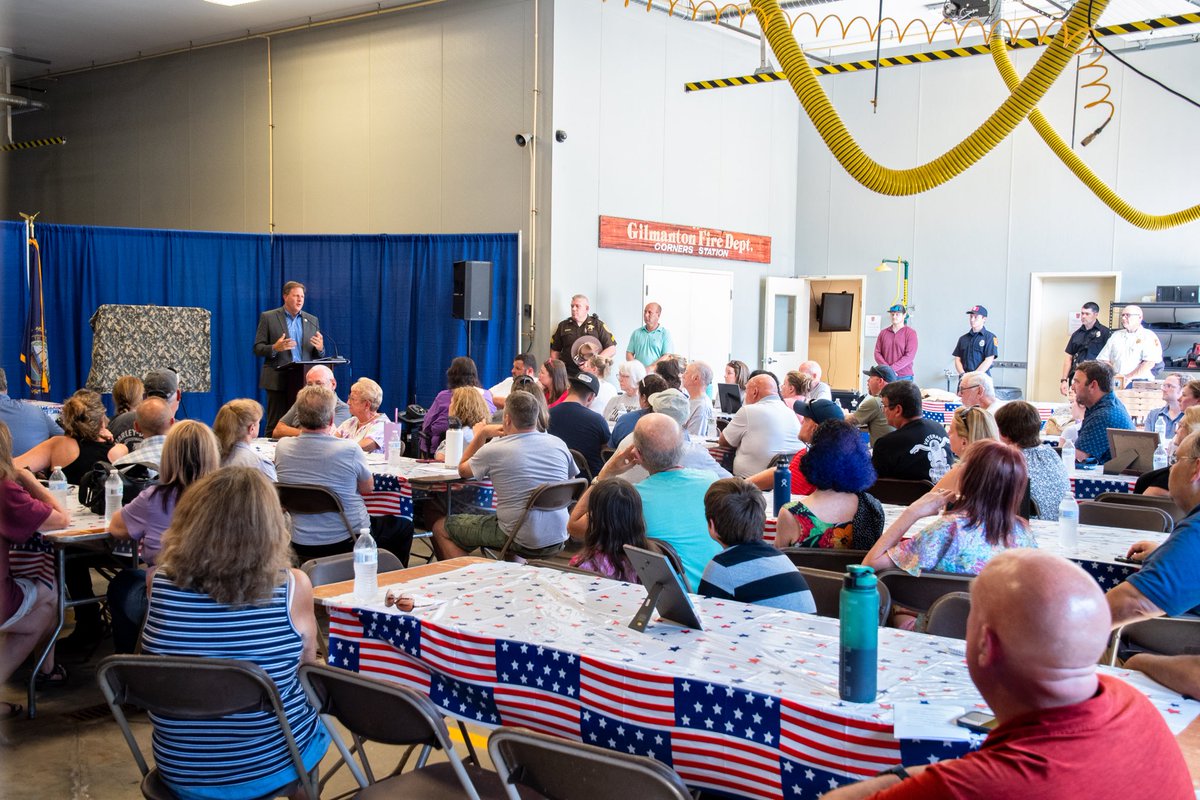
xmin=388 ymin=429 xmax=404 ymax=467
xmin=1058 ymin=496 xmax=1079 ymax=551
xmin=49 ymin=466 xmax=69 ymax=507
xmin=1060 ymin=437 xmax=1075 ymax=471
xmin=104 ymin=469 xmax=123 ymax=523
xmin=444 ymin=416 xmax=464 ymax=466
xmin=1154 ymin=414 xmax=1167 ymax=444
xmin=353 ymin=528 xmax=378 ymax=602
xmin=1153 ymin=442 xmax=1169 ymax=471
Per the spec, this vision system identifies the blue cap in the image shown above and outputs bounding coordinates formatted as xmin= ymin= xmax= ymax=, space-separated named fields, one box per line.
xmin=887 ymin=304 xmax=906 ymax=313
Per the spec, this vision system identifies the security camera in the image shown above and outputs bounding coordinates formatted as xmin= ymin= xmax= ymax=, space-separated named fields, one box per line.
xmin=555 ymin=129 xmax=567 ymax=143
xmin=515 ymin=133 xmax=531 ymax=147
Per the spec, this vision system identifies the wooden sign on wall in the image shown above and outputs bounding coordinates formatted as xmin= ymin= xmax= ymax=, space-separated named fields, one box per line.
xmin=598 ymin=215 xmax=771 ymax=264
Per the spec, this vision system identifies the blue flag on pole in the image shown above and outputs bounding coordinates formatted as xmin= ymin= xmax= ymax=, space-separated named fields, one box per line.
xmin=21 ymin=231 xmax=49 ymax=397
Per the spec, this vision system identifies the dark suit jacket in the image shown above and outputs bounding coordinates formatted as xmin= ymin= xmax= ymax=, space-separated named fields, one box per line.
xmin=254 ymin=306 xmax=323 ymax=391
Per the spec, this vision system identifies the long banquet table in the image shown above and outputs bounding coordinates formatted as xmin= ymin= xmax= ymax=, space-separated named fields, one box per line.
xmin=318 ymin=559 xmax=1200 ymax=799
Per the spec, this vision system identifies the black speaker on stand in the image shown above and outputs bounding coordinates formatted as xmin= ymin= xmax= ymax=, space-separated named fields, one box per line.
xmin=452 ymin=260 xmax=492 ymax=360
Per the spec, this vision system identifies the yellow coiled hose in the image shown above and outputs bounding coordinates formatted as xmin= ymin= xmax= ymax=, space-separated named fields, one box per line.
xmin=750 ymin=0 xmax=1100 ymax=195
xmin=989 ymin=35 xmax=1200 ymax=230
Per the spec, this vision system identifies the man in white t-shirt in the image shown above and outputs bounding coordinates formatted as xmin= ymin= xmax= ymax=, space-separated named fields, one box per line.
xmin=490 ymin=353 xmax=538 ymax=409
xmin=718 ymin=374 xmax=803 ymax=478
xmin=1096 ymin=305 xmax=1162 ymax=385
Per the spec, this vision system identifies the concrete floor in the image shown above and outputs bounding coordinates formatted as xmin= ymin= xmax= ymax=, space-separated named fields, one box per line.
xmin=0 ymin=539 xmax=496 ymax=799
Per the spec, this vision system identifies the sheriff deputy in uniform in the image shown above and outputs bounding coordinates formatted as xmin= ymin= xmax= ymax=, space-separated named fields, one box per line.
xmin=1060 ymin=301 xmax=1112 ymax=396
xmin=549 ymin=294 xmax=617 ymax=376
xmin=953 ymin=304 xmax=998 ymax=376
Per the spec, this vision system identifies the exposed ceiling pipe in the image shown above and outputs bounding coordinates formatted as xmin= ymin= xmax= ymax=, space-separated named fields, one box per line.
xmin=0 ymin=92 xmax=48 ymax=111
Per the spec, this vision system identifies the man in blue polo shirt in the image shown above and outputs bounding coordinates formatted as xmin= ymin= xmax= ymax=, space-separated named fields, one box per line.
xmin=952 ymin=304 xmax=998 ymax=376
xmin=625 ymin=302 xmax=674 ymax=367
xmin=0 ymin=368 xmax=61 ymax=456
xmin=1071 ymin=360 xmax=1134 ymax=464
xmin=1106 ymin=431 xmax=1200 ymax=626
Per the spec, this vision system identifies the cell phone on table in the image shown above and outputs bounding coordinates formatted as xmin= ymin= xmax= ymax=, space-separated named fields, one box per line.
xmin=955 ymin=711 xmax=997 ymax=733
xmin=1114 ymin=555 xmax=1141 ymax=565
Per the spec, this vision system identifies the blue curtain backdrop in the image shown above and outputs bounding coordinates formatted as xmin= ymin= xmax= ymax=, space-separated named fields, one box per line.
xmin=0 ymin=221 xmax=518 ymax=424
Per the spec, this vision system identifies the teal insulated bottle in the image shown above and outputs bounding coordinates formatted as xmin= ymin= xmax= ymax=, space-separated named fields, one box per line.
xmin=839 ymin=564 xmax=878 ymax=703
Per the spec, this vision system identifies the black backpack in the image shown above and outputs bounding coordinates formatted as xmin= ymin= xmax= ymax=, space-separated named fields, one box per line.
xmin=78 ymin=461 xmax=156 ymax=515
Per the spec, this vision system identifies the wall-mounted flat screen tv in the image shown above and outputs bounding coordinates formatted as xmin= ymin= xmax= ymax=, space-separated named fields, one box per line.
xmin=818 ymin=292 xmax=854 ymax=333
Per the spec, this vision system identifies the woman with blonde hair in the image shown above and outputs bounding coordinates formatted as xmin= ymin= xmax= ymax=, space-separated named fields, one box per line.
xmin=16 ymin=390 xmax=113 ymax=485
xmin=931 ymin=405 xmax=999 ymax=495
xmin=435 ymin=387 xmax=490 ymax=463
xmin=141 ymin=467 xmax=328 ymax=798
xmin=106 ymin=420 xmax=221 ymax=652
xmin=214 ymin=398 xmax=276 ymax=480
xmin=335 ymin=377 xmax=388 ymax=452
xmin=581 ymin=354 xmax=618 ymax=414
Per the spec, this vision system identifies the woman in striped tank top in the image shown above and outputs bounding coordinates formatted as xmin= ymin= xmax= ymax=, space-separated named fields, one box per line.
xmin=141 ymin=467 xmax=329 ymax=799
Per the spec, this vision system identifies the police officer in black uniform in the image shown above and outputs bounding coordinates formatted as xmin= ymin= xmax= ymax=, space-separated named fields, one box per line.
xmin=549 ymin=294 xmax=617 ymax=376
xmin=952 ymin=304 xmax=999 ymax=376
xmin=1060 ymin=301 xmax=1112 ymax=396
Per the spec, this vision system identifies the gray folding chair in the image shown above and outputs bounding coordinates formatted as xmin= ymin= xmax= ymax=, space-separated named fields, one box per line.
xmin=877 ymin=570 xmax=975 ymax=616
xmin=96 ymin=654 xmax=317 ymax=800
xmin=920 ymin=591 xmax=972 ymax=640
xmin=1095 ymin=492 xmax=1186 ymax=524
xmin=277 ymin=482 xmax=358 ymax=541
xmin=782 ymin=547 xmax=871 ymax=573
xmin=299 ymin=664 xmax=506 ymax=799
xmin=1078 ymin=500 xmax=1173 ymax=533
xmin=867 ymin=478 xmax=935 ymax=506
xmin=488 ymin=726 xmax=692 ymax=800
xmin=1110 ymin=616 xmax=1200 ymax=666
xmin=795 ymin=566 xmax=891 ymax=625
xmin=646 ymin=537 xmax=691 ymax=593
xmin=300 ymin=550 xmax=405 ymax=588
xmin=482 ymin=479 xmax=588 ymax=561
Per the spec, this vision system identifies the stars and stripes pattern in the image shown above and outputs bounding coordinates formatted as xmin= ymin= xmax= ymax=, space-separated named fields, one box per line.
xmin=328 ymin=601 xmax=965 ymax=800
xmin=921 ymin=400 xmax=1056 ymax=425
xmin=1070 ymin=476 xmax=1133 ymax=500
xmin=8 ymin=532 xmax=55 ymax=588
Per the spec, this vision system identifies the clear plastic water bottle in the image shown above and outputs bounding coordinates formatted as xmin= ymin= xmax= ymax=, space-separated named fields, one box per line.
xmin=353 ymin=528 xmax=378 ymax=602
xmin=839 ymin=565 xmax=878 ymax=703
xmin=1060 ymin=436 xmax=1075 ymax=471
xmin=1153 ymin=441 xmax=1169 ymax=471
xmin=49 ymin=466 xmax=69 ymax=508
xmin=104 ymin=469 xmax=123 ymax=523
xmin=1058 ymin=495 xmax=1079 ymax=551
xmin=1154 ymin=414 xmax=1167 ymax=445
xmin=388 ymin=429 xmax=404 ymax=467
xmin=773 ymin=460 xmax=791 ymax=517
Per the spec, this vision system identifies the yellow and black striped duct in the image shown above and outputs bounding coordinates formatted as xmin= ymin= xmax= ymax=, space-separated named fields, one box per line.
xmin=1 ymin=137 xmax=66 ymax=152
xmin=749 ymin=0 xmax=1103 ymax=195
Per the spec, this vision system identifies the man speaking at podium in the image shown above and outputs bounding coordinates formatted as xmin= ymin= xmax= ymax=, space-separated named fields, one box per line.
xmin=255 ymin=280 xmax=325 ymax=432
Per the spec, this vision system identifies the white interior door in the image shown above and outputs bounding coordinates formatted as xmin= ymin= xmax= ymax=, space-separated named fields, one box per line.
xmin=643 ymin=265 xmax=734 ymax=372
xmin=761 ymin=276 xmax=809 ymax=379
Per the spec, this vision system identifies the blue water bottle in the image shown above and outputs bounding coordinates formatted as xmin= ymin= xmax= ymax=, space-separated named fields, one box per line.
xmin=773 ymin=459 xmax=791 ymax=517
xmin=839 ymin=565 xmax=878 ymax=703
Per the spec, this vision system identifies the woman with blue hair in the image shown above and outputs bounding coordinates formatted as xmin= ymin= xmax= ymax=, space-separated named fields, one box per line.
xmin=774 ymin=420 xmax=885 ymax=549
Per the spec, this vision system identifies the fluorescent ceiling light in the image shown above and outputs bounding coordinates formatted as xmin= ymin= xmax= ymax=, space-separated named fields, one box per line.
xmin=203 ymin=0 xmax=263 ymax=6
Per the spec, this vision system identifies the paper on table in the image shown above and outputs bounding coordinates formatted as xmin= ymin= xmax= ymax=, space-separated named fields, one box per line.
xmin=891 ymin=701 xmax=973 ymax=741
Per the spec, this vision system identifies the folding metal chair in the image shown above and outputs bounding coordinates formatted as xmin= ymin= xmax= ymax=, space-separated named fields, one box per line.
xmin=920 ymin=591 xmax=972 ymax=640
xmin=1109 ymin=615 xmax=1200 ymax=666
xmin=877 ymin=570 xmax=975 ymax=616
xmin=781 ymin=547 xmax=871 ymax=573
xmin=1094 ymin=492 xmax=1186 ymax=524
xmin=482 ymin=479 xmax=588 ymax=561
xmin=96 ymin=654 xmax=317 ymax=800
xmin=1078 ymin=500 xmax=1173 ymax=533
xmin=299 ymin=664 xmax=506 ymax=799
xmin=794 ymin=566 xmax=891 ymax=624
xmin=277 ymin=482 xmax=358 ymax=541
xmin=488 ymin=726 xmax=692 ymax=800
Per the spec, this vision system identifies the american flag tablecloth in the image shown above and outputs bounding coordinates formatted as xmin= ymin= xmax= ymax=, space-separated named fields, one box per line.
xmin=921 ymin=399 xmax=1058 ymax=425
xmin=326 ymin=562 xmax=1198 ymax=798
xmin=1069 ymin=468 xmax=1137 ymax=499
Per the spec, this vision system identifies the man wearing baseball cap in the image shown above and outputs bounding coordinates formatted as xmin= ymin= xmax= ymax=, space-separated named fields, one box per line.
xmin=874 ymin=304 xmax=917 ymax=380
xmin=852 ymin=365 xmax=897 ymax=446
xmin=547 ymin=370 xmax=610 ymax=477
xmin=953 ymin=304 xmax=998 ymax=376
xmin=748 ymin=398 xmax=844 ymax=497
